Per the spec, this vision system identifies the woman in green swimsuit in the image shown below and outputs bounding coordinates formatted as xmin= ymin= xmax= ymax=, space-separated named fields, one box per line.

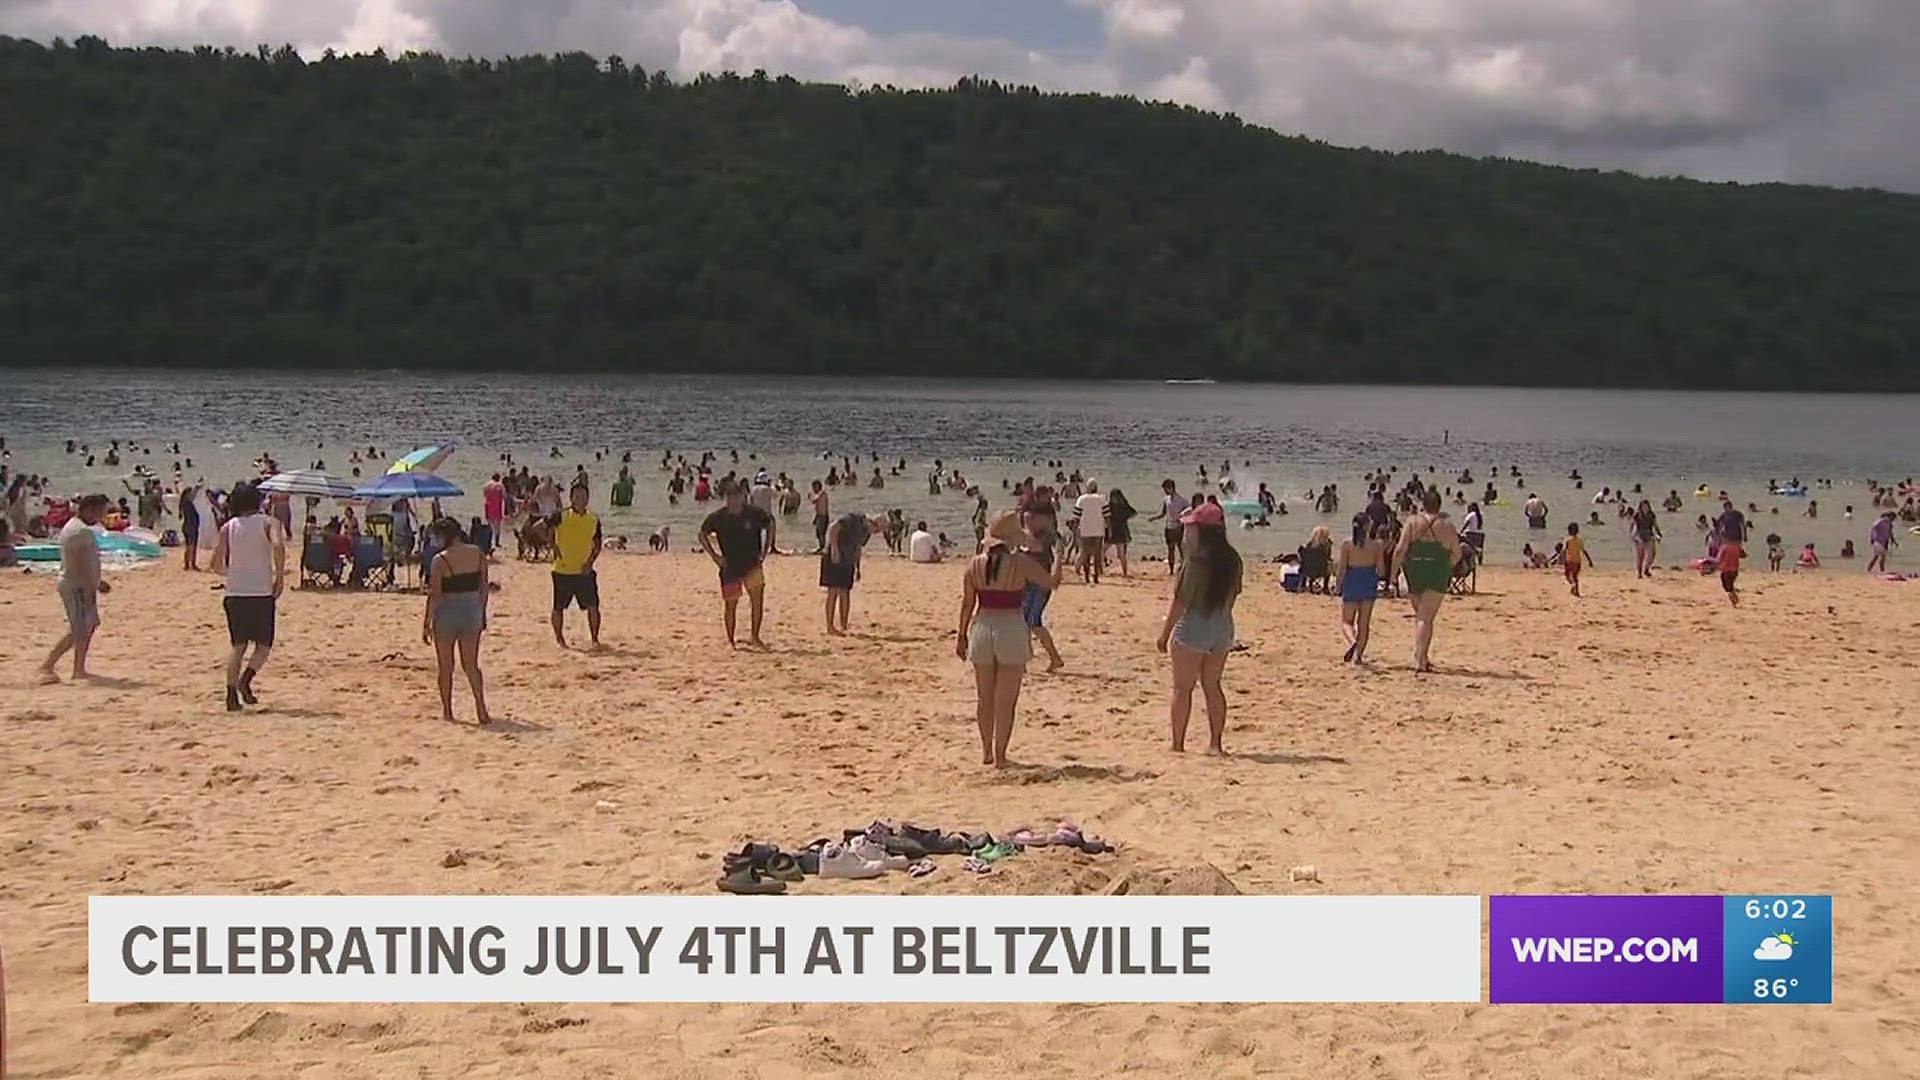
xmin=1393 ymin=489 xmax=1462 ymax=673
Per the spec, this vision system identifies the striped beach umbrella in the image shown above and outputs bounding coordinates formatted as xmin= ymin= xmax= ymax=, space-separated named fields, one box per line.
xmin=387 ymin=445 xmax=455 ymax=475
xmin=257 ymin=469 xmax=357 ymax=499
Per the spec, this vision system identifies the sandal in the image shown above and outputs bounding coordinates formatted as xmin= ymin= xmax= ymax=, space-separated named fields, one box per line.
xmin=716 ymin=865 xmax=786 ymax=895
xmin=732 ymin=842 xmax=782 ymax=869
xmin=975 ymin=842 xmax=1020 ymax=862
xmin=765 ymin=852 xmax=804 ymax=882
xmin=900 ymin=825 xmax=971 ymax=855
xmin=882 ymin=835 xmax=928 ymax=860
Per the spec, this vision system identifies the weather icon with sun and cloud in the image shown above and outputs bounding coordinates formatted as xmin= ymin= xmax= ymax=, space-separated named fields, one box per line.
xmin=1753 ymin=932 xmax=1798 ymax=961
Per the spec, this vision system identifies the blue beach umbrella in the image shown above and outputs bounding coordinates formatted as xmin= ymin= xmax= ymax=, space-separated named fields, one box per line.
xmin=353 ymin=472 xmax=465 ymax=500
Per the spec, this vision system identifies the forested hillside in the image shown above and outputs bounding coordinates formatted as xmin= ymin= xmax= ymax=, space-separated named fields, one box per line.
xmin=3 ymin=35 xmax=1917 ymax=388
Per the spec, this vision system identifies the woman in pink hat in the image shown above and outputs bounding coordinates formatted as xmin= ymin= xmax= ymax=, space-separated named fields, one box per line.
xmin=1156 ymin=501 xmax=1243 ymax=753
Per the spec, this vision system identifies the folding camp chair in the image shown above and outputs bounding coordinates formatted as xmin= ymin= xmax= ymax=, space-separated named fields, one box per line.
xmin=1449 ymin=546 xmax=1479 ymax=595
xmin=349 ymin=536 xmax=393 ymax=591
xmin=299 ymin=540 xmax=338 ymax=589
xmin=1296 ymin=543 xmax=1334 ymax=594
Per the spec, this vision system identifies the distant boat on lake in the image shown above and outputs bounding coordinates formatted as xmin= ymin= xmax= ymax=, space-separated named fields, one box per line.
xmin=1164 ymin=379 xmax=1217 ymax=385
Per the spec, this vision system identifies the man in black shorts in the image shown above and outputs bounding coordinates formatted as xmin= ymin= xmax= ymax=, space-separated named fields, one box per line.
xmin=819 ymin=511 xmax=885 ymax=635
xmin=550 ymin=483 xmax=603 ymax=648
xmin=699 ymin=479 xmax=775 ymax=648
xmin=213 ymin=483 xmax=286 ymax=711
xmin=1149 ymin=479 xmax=1187 ymax=576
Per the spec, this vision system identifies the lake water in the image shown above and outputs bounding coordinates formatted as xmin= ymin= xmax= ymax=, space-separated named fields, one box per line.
xmin=5 ymin=368 xmax=1917 ymax=566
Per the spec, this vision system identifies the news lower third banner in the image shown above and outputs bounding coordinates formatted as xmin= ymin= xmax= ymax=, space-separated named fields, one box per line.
xmin=86 ymin=894 xmax=1832 ymax=1004
xmin=88 ymin=895 xmax=1482 ymax=1003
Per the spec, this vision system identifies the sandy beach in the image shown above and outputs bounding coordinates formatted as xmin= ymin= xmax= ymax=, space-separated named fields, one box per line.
xmin=4 ymin=552 xmax=1917 ymax=1078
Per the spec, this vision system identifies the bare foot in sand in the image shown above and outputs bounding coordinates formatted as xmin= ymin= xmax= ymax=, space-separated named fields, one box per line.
xmin=1206 ymin=744 xmax=1227 ymax=757
xmin=37 ymin=668 xmax=60 ymax=685
xmin=1045 ymin=658 xmax=1064 ymax=673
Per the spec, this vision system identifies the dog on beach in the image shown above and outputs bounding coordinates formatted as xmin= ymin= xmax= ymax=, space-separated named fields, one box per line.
xmin=515 ymin=517 xmax=555 ymax=562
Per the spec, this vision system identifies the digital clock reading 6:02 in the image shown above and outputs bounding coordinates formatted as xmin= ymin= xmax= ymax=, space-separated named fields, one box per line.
xmin=1743 ymin=898 xmax=1808 ymax=921
xmin=1721 ymin=895 xmax=1832 ymax=1004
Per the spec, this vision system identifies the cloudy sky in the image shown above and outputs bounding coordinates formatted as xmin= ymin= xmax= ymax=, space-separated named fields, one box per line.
xmin=6 ymin=0 xmax=1917 ymax=191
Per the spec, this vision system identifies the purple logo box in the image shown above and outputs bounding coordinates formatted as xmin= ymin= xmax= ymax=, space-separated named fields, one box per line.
xmin=1490 ymin=896 xmax=1725 ymax=1004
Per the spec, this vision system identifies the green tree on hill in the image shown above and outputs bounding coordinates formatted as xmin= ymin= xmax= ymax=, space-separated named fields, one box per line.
xmin=1 ymin=35 xmax=1916 ymax=389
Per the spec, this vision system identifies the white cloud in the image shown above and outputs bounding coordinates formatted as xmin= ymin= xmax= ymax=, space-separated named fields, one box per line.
xmin=5 ymin=0 xmax=1917 ymax=190
xmin=1753 ymin=936 xmax=1793 ymax=961
xmin=1145 ymin=56 xmax=1225 ymax=111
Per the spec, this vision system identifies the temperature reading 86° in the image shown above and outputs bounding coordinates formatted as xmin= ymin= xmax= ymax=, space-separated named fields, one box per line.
xmin=1755 ymin=978 xmax=1801 ymax=999
xmin=1744 ymin=899 xmax=1808 ymax=920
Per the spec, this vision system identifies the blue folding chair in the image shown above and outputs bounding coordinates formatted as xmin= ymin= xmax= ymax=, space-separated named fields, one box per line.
xmin=300 ymin=540 xmax=338 ymax=589
xmin=350 ymin=536 xmax=392 ymax=590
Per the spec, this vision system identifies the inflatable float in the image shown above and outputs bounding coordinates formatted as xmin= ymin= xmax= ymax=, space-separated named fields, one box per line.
xmin=15 ymin=526 xmax=163 ymax=562
xmin=1772 ymin=486 xmax=1808 ymax=497
xmin=1221 ymin=501 xmax=1266 ymax=516
xmin=1693 ymin=487 xmax=1712 ymax=498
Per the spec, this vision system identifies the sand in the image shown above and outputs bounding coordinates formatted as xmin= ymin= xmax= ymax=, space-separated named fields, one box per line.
xmin=4 ymin=552 xmax=1917 ymax=1078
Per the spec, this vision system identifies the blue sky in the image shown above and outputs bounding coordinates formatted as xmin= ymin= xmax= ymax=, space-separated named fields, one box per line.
xmin=794 ymin=0 xmax=1101 ymax=53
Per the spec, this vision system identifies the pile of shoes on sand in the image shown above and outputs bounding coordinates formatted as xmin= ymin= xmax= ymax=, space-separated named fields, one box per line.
xmin=717 ymin=819 xmax=1111 ymax=894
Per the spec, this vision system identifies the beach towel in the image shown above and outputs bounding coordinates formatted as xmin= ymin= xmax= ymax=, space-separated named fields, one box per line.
xmin=193 ymin=490 xmax=219 ymax=552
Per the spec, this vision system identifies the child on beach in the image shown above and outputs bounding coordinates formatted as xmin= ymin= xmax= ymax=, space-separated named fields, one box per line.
xmin=1766 ymin=533 xmax=1784 ymax=571
xmin=1717 ymin=535 xmax=1743 ymax=606
xmin=1547 ymin=541 xmax=1567 ymax=567
xmin=1563 ymin=523 xmax=1593 ymax=596
xmin=1798 ymin=543 xmax=1821 ymax=569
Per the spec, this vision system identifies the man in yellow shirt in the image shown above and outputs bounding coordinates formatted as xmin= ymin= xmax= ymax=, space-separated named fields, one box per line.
xmin=551 ymin=483 xmax=603 ymax=647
